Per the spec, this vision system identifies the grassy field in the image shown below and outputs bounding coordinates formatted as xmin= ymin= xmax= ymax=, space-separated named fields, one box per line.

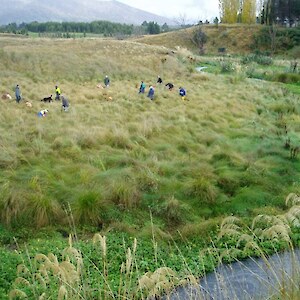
xmin=0 ymin=30 xmax=300 ymax=298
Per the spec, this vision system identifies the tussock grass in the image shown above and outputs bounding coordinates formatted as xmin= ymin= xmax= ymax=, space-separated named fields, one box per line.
xmin=0 ymin=35 xmax=299 ymax=234
xmin=1 ymin=28 xmax=300 ymax=299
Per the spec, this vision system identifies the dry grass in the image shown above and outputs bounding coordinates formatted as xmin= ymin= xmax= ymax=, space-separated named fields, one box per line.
xmin=0 ymin=35 xmax=299 ymax=232
xmin=134 ymin=24 xmax=262 ymax=55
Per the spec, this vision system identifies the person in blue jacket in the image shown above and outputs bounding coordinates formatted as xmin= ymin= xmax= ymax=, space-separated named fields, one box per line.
xmin=147 ymin=86 xmax=155 ymax=100
xmin=179 ymin=87 xmax=186 ymax=101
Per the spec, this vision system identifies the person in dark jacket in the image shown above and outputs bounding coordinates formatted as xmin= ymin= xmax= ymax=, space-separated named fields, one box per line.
xmin=104 ymin=75 xmax=110 ymax=88
xmin=61 ymin=95 xmax=70 ymax=112
xmin=157 ymin=76 xmax=163 ymax=84
xmin=165 ymin=82 xmax=174 ymax=90
xmin=15 ymin=84 xmax=21 ymax=103
xmin=179 ymin=87 xmax=186 ymax=101
xmin=147 ymin=86 xmax=155 ymax=100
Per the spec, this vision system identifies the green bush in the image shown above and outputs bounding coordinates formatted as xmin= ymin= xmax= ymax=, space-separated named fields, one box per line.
xmin=0 ymin=248 xmax=21 ymax=299
xmin=254 ymin=55 xmax=273 ymax=66
xmin=220 ymin=60 xmax=235 ymax=73
xmin=251 ymin=26 xmax=300 ymax=53
xmin=273 ymin=73 xmax=300 ymax=84
xmin=241 ymin=54 xmax=273 ymax=66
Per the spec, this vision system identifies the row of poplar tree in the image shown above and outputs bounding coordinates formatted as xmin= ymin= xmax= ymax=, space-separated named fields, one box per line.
xmin=219 ymin=0 xmax=300 ymax=25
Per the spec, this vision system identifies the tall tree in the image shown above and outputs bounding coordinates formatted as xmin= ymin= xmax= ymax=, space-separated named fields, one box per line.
xmin=241 ymin=0 xmax=257 ymax=23
xmin=220 ymin=0 xmax=257 ymax=23
xmin=219 ymin=0 xmax=240 ymax=23
xmin=191 ymin=26 xmax=208 ymax=54
xmin=262 ymin=0 xmax=300 ymax=25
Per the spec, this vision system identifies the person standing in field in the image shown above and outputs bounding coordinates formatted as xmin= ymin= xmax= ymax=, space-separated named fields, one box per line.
xmin=104 ymin=75 xmax=110 ymax=88
xmin=55 ymin=85 xmax=61 ymax=101
xmin=139 ymin=81 xmax=146 ymax=94
xmin=147 ymin=86 xmax=155 ymax=100
xmin=61 ymin=95 xmax=70 ymax=112
xmin=15 ymin=84 xmax=21 ymax=103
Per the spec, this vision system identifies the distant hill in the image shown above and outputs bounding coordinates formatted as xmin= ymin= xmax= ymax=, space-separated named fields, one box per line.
xmin=0 ymin=0 xmax=174 ymax=25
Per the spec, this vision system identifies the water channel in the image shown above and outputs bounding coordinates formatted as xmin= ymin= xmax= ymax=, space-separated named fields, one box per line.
xmin=167 ymin=249 xmax=300 ymax=299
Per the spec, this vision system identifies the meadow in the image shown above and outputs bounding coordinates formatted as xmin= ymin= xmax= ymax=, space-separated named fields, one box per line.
xmin=0 ymin=30 xmax=300 ymax=299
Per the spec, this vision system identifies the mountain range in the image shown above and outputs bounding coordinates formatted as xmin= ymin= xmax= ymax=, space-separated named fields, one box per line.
xmin=0 ymin=0 xmax=174 ymax=25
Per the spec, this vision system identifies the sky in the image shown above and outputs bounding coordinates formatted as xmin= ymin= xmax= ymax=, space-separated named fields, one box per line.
xmin=117 ymin=0 xmax=220 ymax=23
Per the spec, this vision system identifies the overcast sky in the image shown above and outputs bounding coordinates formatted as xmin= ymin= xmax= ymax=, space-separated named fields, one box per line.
xmin=117 ymin=0 xmax=220 ymax=23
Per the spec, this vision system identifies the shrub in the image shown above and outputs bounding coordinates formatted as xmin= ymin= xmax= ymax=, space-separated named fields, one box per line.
xmin=179 ymin=219 xmax=220 ymax=239
xmin=241 ymin=54 xmax=273 ymax=65
xmin=220 ymin=60 xmax=235 ymax=73
xmin=254 ymin=55 xmax=273 ymax=66
xmin=245 ymin=66 xmax=265 ymax=79
xmin=256 ymin=107 xmax=263 ymax=115
xmin=290 ymin=46 xmax=300 ymax=60
xmin=273 ymin=73 xmax=300 ymax=84
xmin=241 ymin=54 xmax=254 ymax=65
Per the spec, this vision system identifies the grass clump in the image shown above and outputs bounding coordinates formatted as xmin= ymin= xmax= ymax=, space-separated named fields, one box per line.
xmin=105 ymin=176 xmax=141 ymax=209
xmin=185 ymin=176 xmax=217 ymax=205
xmin=72 ymin=191 xmax=106 ymax=226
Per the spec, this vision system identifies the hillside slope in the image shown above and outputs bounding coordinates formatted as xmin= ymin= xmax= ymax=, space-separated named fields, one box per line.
xmin=135 ymin=24 xmax=263 ymax=55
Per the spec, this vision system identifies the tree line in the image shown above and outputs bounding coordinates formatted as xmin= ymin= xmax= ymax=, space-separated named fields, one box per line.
xmin=261 ymin=0 xmax=300 ymax=25
xmin=0 ymin=20 xmax=170 ymax=37
xmin=219 ymin=0 xmax=300 ymax=25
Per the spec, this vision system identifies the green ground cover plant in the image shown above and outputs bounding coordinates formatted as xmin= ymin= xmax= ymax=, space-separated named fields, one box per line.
xmin=4 ymin=193 xmax=300 ymax=299
xmin=196 ymin=55 xmax=299 ymax=93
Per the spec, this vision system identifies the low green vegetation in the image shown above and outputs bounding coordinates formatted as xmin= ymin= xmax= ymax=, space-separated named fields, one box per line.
xmin=4 ymin=194 xmax=300 ymax=299
xmin=196 ymin=53 xmax=299 ymax=94
xmin=0 ymin=25 xmax=300 ymax=298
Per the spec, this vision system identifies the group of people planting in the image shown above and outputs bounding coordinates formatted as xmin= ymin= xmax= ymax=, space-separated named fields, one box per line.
xmin=138 ymin=75 xmax=187 ymax=101
xmin=9 ymin=73 xmax=187 ymax=116
xmin=12 ymin=84 xmax=69 ymax=116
